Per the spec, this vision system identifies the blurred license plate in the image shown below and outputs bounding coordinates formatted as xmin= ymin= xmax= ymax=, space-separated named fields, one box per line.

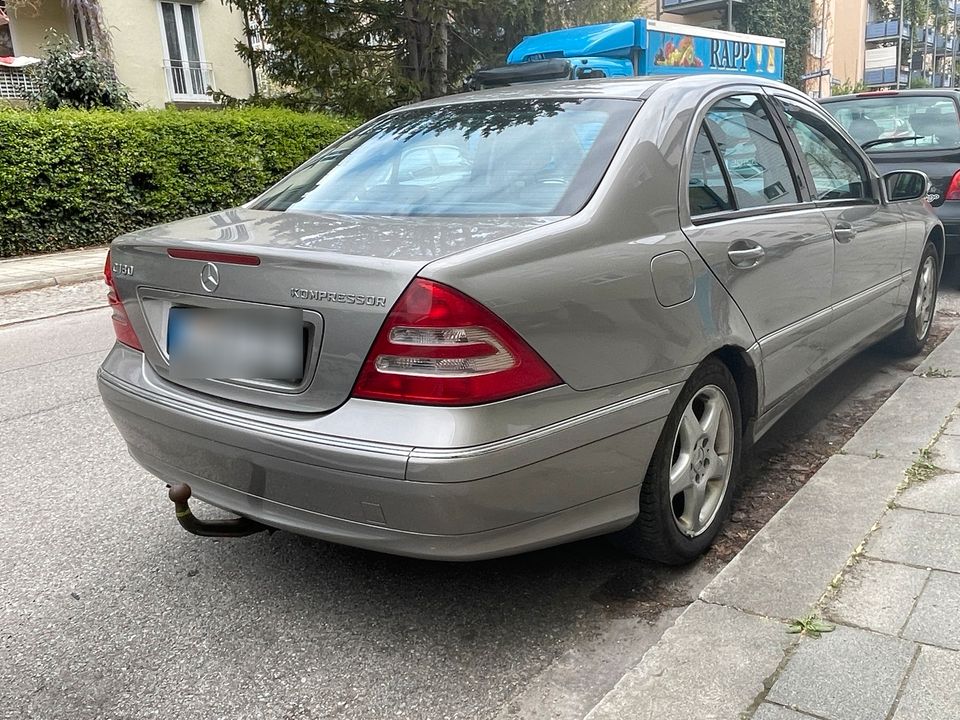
xmin=167 ymin=307 xmax=304 ymax=381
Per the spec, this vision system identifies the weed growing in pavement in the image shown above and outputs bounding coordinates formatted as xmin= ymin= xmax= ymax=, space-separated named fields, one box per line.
xmin=871 ymin=449 xmax=884 ymax=459
xmin=787 ymin=614 xmax=835 ymax=639
xmin=920 ymin=367 xmax=953 ymax=378
xmin=904 ymin=447 xmax=939 ymax=484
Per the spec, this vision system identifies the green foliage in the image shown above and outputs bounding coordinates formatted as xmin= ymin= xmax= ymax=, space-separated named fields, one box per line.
xmin=734 ymin=0 xmax=812 ymax=88
xmin=225 ymin=0 xmax=649 ymax=118
xmin=0 ymin=107 xmax=354 ymax=257
xmin=830 ymin=79 xmax=868 ymax=96
xmin=910 ymin=75 xmax=933 ymax=88
xmin=28 ymin=33 xmax=133 ymax=110
xmin=878 ymin=0 xmax=949 ymax=32
xmin=787 ymin=614 xmax=835 ymax=638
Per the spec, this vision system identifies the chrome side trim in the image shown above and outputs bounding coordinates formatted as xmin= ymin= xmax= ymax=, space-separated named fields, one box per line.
xmin=758 ymin=273 xmax=907 ymax=356
xmin=831 ymin=274 xmax=905 ymax=321
xmin=759 ymin=304 xmax=833 ymax=357
xmin=409 ymin=386 xmax=675 ymax=461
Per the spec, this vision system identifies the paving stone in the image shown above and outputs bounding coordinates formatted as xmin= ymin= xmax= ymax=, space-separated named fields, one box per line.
xmin=868 ymin=508 xmax=960 ymax=573
xmin=767 ymin=625 xmax=915 ymax=720
xmin=842 ymin=377 xmax=960 ymax=460
xmin=584 ymin=602 xmax=792 ymax=720
xmin=899 ymin=474 xmax=960 ymax=516
xmin=902 ymin=571 xmax=960 ymax=650
xmin=893 ymin=646 xmax=960 ymax=719
xmin=753 ymin=704 xmax=818 ymax=720
xmin=701 ymin=455 xmax=904 ymax=620
xmin=826 ymin=559 xmax=928 ymax=635
xmin=933 ymin=435 xmax=960 ymax=473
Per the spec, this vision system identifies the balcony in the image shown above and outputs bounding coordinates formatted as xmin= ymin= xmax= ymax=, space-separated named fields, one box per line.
xmin=863 ymin=66 xmax=909 ymax=87
xmin=162 ymin=59 xmax=215 ymax=102
xmin=661 ymin=0 xmax=741 ymax=14
xmin=865 ymin=20 xmax=911 ymax=42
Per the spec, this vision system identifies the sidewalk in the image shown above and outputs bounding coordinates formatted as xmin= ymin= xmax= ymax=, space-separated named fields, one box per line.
xmin=0 ymin=246 xmax=107 ymax=294
xmin=586 ymin=327 xmax=960 ymax=720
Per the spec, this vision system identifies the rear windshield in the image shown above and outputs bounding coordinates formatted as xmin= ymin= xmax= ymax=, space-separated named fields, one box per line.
xmin=823 ymin=95 xmax=960 ymax=151
xmin=252 ymin=98 xmax=639 ymax=217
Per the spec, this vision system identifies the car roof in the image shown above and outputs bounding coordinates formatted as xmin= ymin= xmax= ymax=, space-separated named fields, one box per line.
xmin=821 ymin=89 xmax=960 ymax=103
xmin=400 ymin=74 xmax=798 ymax=111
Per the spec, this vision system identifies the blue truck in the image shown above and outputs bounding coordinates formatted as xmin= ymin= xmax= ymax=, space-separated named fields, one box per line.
xmin=475 ymin=18 xmax=786 ymax=87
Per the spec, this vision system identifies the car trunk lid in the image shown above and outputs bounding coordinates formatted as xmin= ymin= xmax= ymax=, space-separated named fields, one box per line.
xmin=109 ymin=207 xmax=554 ymax=413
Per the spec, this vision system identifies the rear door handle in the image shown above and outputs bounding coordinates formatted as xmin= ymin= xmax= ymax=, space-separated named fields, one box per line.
xmin=834 ymin=222 xmax=857 ymax=243
xmin=727 ymin=244 xmax=765 ymax=268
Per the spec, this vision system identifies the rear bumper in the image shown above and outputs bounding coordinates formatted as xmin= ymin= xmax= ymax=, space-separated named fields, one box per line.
xmin=98 ymin=347 xmax=676 ymax=560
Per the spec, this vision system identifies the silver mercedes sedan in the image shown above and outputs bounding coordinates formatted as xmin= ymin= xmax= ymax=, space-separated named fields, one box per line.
xmin=98 ymin=75 xmax=942 ymax=564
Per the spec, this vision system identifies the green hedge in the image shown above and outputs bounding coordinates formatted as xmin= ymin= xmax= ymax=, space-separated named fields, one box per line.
xmin=0 ymin=108 xmax=355 ymax=257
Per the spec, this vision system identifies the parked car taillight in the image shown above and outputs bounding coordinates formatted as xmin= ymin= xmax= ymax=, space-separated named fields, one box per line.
xmin=945 ymin=170 xmax=960 ymax=200
xmin=104 ymin=250 xmax=142 ymax=351
xmin=352 ymin=278 xmax=561 ymax=405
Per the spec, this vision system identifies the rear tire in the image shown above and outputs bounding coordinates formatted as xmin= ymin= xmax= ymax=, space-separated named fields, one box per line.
xmin=613 ymin=358 xmax=742 ymax=565
xmin=890 ymin=241 xmax=939 ymax=355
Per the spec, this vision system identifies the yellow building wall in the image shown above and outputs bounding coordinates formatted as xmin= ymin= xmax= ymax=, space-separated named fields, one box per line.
xmin=99 ymin=0 xmax=254 ymax=107
xmin=7 ymin=2 xmax=71 ymax=56
xmin=831 ymin=0 xmax=867 ymax=89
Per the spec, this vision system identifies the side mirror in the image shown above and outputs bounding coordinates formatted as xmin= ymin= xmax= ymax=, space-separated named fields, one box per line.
xmin=884 ymin=170 xmax=930 ymax=202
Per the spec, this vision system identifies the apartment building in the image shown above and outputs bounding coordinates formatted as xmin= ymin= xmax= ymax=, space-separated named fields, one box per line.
xmin=0 ymin=0 xmax=255 ymax=106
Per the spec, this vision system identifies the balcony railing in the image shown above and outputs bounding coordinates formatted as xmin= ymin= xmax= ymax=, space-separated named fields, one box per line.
xmin=162 ymin=60 xmax=215 ymax=101
xmin=865 ymin=20 xmax=912 ymax=41
xmin=864 ymin=66 xmax=909 ymax=87
xmin=0 ymin=66 xmax=38 ymax=99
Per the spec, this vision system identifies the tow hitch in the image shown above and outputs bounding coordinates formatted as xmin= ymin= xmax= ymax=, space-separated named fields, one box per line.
xmin=167 ymin=483 xmax=269 ymax=538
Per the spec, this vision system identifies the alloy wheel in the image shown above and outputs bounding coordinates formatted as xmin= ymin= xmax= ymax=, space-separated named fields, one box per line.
xmin=668 ymin=385 xmax=734 ymax=538
xmin=914 ymin=255 xmax=937 ymax=343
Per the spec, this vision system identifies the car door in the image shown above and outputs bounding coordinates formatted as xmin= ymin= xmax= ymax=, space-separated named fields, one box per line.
xmin=681 ymin=91 xmax=836 ymax=412
xmin=770 ymin=93 xmax=906 ymax=353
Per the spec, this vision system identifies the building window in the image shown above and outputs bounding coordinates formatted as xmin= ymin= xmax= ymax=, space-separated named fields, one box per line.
xmin=0 ymin=1 xmax=15 ymax=57
xmin=810 ymin=25 xmax=825 ymax=59
xmin=159 ymin=1 xmax=213 ymax=100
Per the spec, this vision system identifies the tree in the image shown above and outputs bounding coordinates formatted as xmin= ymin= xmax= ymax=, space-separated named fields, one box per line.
xmin=223 ymin=0 xmax=651 ymax=117
xmin=733 ymin=0 xmax=812 ymax=88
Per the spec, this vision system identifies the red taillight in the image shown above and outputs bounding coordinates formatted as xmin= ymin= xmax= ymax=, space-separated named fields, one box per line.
xmin=946 ymin=171 xmax=960 ymax=200
xmin=104 ymin=250 xmax=142 ymax=351
xmin=352 ymin=278 xmax=561 ymax=406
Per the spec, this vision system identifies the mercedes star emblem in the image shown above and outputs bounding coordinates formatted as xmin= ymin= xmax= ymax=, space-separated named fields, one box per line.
xmin=200 ymin=262 xmax=220 ymax=293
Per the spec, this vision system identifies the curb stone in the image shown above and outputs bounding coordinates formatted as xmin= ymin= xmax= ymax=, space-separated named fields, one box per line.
xmin=583 ymin=325 xmax=960 ymax=720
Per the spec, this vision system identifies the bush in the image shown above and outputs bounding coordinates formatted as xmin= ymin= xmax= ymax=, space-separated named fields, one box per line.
xmin=29 ymin=34 xmax=134 ymax=110
xmin=0 ymin=107 xmax=354 ymax=257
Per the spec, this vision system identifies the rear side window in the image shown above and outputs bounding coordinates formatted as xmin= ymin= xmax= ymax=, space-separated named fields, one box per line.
xmin=704 ymin=94 xmax=800 ymax=210
xmin=689 ymin=127 xmax=733 ymax=216
xmin=823 ymin=95 xmax=960 ymax=151
xmin=776 ymin=98 xmax=870 ymax=202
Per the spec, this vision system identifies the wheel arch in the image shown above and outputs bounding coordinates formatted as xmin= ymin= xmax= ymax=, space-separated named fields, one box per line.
xmin=708 ymin=345 xmax=760 ymax=445
xmin=928 ymin=224 xmax=945 ymax=270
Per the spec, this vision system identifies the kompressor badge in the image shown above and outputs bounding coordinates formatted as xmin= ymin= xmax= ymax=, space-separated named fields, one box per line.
xmin=290 ymin=288 xmax=387 ymax=307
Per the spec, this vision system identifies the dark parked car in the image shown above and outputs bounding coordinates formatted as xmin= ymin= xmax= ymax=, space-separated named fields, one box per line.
xmin=821 ymin=89 xmax=960 ymax=255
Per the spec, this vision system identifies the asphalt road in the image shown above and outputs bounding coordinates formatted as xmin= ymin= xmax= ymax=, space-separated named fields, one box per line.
xmin=2 ymin=262 xmax=959 ymax=720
